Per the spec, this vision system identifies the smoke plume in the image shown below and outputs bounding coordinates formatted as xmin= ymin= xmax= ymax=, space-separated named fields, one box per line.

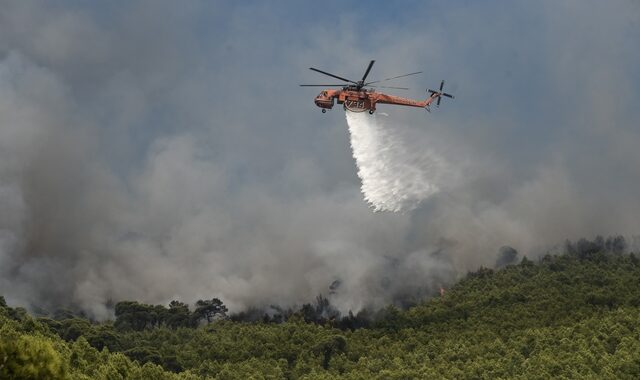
xmin=0 ymin=1 xmax=639 ymax=318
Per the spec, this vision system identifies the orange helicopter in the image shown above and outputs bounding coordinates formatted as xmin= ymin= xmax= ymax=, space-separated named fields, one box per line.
xmin=300 ymin=60 xmax=454 ymax=114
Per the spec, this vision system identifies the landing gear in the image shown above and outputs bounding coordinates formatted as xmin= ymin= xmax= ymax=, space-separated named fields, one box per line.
xmin=322 ymin=109 xmax=326 ymax=113
xmin=368 ymin=109 xmax=374 ymax=115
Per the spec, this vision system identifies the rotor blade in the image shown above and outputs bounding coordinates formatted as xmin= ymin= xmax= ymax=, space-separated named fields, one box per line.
xmin=366 ymin=71 xmax=422 ymax=85
xmin=361 ymin=60 xmax=375 ymax=82
xmin=437 ymin=96 xmax=442 ymax=107
xmin=299 ymin=84 xmax=346 ymax=87
xmin=369 ymin=85 xmax=409 ymax=90
xmin=439 ymin=80 xmax=445 ymax=91
xmin=309 ymin=67 xmax=356 ymax=84
xmin=442 ymin=93 xmax=454 ymax=98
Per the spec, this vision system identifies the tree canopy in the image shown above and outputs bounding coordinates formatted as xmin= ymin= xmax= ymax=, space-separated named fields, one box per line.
xmin=3 ymin=239 xmax=640 ymax=378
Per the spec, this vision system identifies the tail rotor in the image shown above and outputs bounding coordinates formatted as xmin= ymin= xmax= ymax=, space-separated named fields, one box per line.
xmin=428 ymin=80 xmax=455 ymax=108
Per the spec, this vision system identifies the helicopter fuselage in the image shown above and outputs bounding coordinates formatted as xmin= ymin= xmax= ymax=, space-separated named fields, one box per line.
xmin=314 ymin=87 xmax=438 ymax=114
xmin=302 ymin=60 xmax=453 ymax=114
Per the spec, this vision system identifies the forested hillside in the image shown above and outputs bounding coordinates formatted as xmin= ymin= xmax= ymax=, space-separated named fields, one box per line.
xmin=3 ymin=241 xmax=640 ymax=379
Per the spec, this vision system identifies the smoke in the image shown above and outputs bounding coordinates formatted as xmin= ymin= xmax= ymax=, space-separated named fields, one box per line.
xmin=0 ymin=1 xmax=639 ymax=319
xmin=346 ymin=111 xmax=457 ymax=212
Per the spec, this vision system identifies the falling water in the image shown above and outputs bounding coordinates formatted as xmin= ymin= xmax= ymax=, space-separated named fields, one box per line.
xmin=346 ymin=111 xmax=451 ymax=212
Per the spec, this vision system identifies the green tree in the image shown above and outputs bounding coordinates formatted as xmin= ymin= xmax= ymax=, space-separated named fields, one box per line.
xmin=0 ymin=333 xmax=67 ymax=379
xmin=194 ymin=298 xmax=228 ymax=324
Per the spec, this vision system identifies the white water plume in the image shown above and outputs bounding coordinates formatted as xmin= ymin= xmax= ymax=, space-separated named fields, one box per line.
xmin=346 ymin=111 xmax=453 ymax=212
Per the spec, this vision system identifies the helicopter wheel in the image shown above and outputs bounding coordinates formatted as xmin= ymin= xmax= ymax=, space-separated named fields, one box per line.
xmin=368 ymin=110 xmax=374 ymax=115
xmin=322 ymin=109 xmax=326 ymax=113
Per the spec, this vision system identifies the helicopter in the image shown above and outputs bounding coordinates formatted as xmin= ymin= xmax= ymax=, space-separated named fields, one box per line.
xmin=300 ymin=60 xmax=454 ymax=114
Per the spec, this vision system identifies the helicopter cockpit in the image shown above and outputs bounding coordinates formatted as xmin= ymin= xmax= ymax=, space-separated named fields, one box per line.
xmin=314 ymin=91 xmax=335 ymax=112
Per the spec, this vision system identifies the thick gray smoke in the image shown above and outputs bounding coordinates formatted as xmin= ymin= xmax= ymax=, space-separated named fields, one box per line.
xmin=0 ymin=1 xmax=639 ymax=318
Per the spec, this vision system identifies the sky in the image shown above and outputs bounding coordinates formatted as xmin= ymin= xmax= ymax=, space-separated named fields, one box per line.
xmin=0 ymin=0 xmax=639 ymax=317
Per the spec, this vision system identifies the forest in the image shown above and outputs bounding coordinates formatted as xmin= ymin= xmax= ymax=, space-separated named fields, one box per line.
xmin=2 ymin=236 xmax=640 ymax=379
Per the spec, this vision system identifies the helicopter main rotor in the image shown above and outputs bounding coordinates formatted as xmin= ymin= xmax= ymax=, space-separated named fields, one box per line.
xmin=300 ymin=60 xmax=422 ymax=91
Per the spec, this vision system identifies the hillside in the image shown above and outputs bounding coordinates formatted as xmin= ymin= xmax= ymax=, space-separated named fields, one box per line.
xmin=2 ymin=248 xmax=640 ymax=379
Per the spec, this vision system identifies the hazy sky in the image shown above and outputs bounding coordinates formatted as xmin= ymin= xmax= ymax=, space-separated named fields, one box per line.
xmin=1 ymin=1 xmax=639 ymax=317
